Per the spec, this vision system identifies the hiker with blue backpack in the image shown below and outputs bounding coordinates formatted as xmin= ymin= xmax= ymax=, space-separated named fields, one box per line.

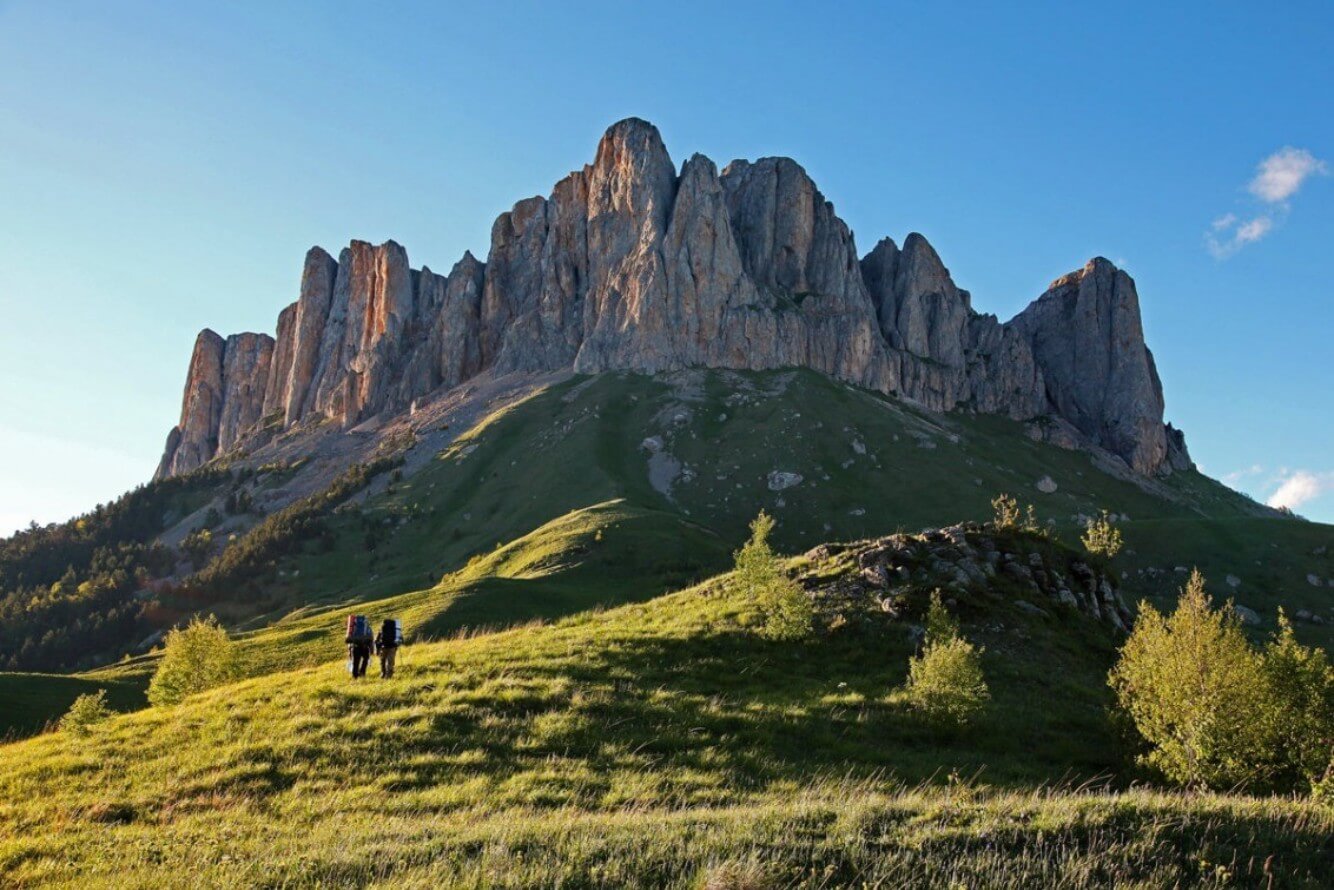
xmin=345 ymin=615 xmax=374 ymax=679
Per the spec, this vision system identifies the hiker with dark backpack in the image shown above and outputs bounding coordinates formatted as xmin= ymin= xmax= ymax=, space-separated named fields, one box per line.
xmin=346 ymin=615 xmax=373 ymax=679
xmin=375 ymin=618 xmax=402 ymax=679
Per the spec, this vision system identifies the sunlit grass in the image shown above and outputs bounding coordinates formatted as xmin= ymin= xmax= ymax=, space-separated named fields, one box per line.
xmin=3 ymin=570 xmax=1330 ymax=886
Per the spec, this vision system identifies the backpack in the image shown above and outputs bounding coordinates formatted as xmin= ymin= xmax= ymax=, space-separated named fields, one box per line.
xmin=345 ymin=614 xmax=372 ymax=643
xmin=381 ymin=618 xmax=402 ymax=647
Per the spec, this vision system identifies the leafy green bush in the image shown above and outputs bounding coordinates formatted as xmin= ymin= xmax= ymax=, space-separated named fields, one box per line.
xmin=905 ymin=592 xmax=988 ymax=726
xmin=1256 ymin=611 xmax=1334 ymax=794
xmin=1081 ymin=510 xmax=1124 ymax=559
xmin=733 ymin=511 xmax=813 ymax=642
xmin=1110 ymin=570 xmax=1333 ymax=793
xmin=58 ymin=689 xmax=110 ymax=736
xmin=147 ymin=615 xmax=239 ymax=707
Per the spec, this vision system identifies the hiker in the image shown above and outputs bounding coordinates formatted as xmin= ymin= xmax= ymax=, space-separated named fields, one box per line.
xmin=345 ymin=615 xmax=374 ymax=679
xmin=348 ymin=638 xmax=373 ymax=679
xmin=375 ymin=618 xmax=401 ymax=679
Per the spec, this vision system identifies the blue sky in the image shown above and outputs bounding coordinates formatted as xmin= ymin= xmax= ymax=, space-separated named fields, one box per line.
xmin=1 ymin=0 xmax=1331 ymax=532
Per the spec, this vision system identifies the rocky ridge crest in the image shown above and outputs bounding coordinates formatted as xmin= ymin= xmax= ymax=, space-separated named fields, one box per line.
xmin=156 ymin=118 xmax=1191 ymax=480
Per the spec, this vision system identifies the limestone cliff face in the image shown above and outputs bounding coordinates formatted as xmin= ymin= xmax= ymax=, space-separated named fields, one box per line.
xmin=1010 ymin=259 xmax=1171 ymax=475
xmin=155 ymin=118 xmax=1191 ymax=480
xmin=156 ymin=329 xmax=275 ymax=478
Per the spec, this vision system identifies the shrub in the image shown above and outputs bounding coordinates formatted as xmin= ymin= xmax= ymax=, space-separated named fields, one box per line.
xmin=1109 ymin=570 xmax=1270 ymax=790
xmin=734 ymin=511 xmax=813 ymax=641
xmin=1081 ymin=510 xmax=1123 ymax=559
xmin=991 ymin=493 xmax=1043 ymax=536
xmin=147 ymin=615 xmax=239 ymax=706
xmin=59 ymin=689 xmax=110 ymax=736
xmin=1256 ymin=611 xmax=1334 ymax=794
xmin=991 ymin=494 xmax=1020 ymax=531
xmin=905 ymin=592 xmax=988 ymax=726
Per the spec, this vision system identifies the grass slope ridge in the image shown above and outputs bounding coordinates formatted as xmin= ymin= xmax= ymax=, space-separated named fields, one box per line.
xmin=256 ymin=369 xmax=1334 ymax=643
xmin=3 ymin=369 xmax=1331 ymax=741
xmin=1 ymin=525 xmax=1330 ymax=886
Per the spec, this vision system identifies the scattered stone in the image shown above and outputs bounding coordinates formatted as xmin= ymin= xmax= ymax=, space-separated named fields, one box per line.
xmin=767 ymin=471 xmax=803 ymax=491
xmin=1233 ymin=604 xmax=1261 ymax=626
xmin=1014 ymin=600 xmax=1049 ymax=617
xmin=1035 ymin=475 xmax=1058 ymax=493
xmin=1307 ymin=574 xmax=1324 ymax=588
xmin=1226 ymin=574 xmax=1241 ymax=589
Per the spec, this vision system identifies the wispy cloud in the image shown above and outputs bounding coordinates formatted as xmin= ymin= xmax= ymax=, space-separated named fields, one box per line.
xmin=1206 ymin=147 xmax=1327 ymax=258
xmin=1266 ymin=470 xmax=1334 ymax=511
xmin=1220 ymin=464 xmax=1334 ymax=514
xmin=1222 ymin=463 xmax=1264 ymax=487
xmin=1207 ymin=215 xmax=1274 ymax=258
xmin=1249 ymin=147 xmax=1328 ymax=203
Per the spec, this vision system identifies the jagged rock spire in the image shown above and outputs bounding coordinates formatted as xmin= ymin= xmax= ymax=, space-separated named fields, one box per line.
xmin=155 ymin=118 xmax=1187 ymax=480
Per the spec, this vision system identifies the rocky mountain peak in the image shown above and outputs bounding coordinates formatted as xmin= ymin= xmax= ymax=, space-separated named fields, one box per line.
xmin=155 ymin=119 xmax=1190 ymax=481
xmin=1011 ymin=257 xmax=1168 ymax=474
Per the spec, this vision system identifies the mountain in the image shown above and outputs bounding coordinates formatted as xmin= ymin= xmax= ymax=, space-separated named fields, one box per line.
xmin=9 ymin=117 xmax=1332 ymax=717
xmin=155 ymin=118 xmax=1192 ymax=482
xmin=3 ymin=121 xmax=1333 ymax=880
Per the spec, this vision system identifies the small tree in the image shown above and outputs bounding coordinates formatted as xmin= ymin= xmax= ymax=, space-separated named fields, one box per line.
xmin=1081 ymin=510 xmax=1124 ymax=559
xmin=59 ymin=689 xmax=110 ymax=736
xmin=991 ymin=494 xmax=1020 ymax=531
xmin=924 ymin=588 xmax=960 ymax=644
xmin=1257 ymin=611 xmax=1334 ymax=794
xmin=735 ymin=511 xmax=813 ymax=641
xmin=181 ymin=528 xmax=214 ymax=570
xmin=147 ymin=615 xmax=239 ymax=707
xmin=1109 ymin=570 xmax=1267 ymax=789
xmin=905 ymin=592 xmax=989 ymax=726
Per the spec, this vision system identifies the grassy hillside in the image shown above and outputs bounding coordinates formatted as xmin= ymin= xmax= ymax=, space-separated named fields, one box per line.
xmin=3 ymin=369 xmax=1330 ymax=741
xmin=2 ymin=523 xmax=1330 ymax=886
xmin=251 ymin=370 xmax=1333 ymax=642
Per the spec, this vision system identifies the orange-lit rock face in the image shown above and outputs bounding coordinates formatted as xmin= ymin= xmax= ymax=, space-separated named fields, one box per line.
xmin=157 ymin=329 xmax=275 ymax=477
xmin=155 ymin=118 xmax=1189 ymax=481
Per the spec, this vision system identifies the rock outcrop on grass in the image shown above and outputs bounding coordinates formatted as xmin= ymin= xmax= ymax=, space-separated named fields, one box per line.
xmin=800 ymin=523 xmax=1134 ymax=633
xmin=156 ymin=118 xmax=1192 ymax=480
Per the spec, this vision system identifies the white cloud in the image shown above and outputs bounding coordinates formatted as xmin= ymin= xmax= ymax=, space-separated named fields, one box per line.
xmin=1206 ymin=214 xmax=1275 ymax=258
xmin=1205 ymin=147 xmax=1327 ymax=259
xmin=1249 ymin=147 xmax=1328 ymax=203
xmin=1234 ymin=216 xmax=1273 ymax=243
xmin=1266 ymin=469 xmax=1334 ymax=511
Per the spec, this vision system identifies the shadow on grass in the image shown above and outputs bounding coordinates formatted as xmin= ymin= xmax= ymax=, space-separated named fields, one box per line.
xmin=308 ymin=616 xmax=1126 ymax=802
